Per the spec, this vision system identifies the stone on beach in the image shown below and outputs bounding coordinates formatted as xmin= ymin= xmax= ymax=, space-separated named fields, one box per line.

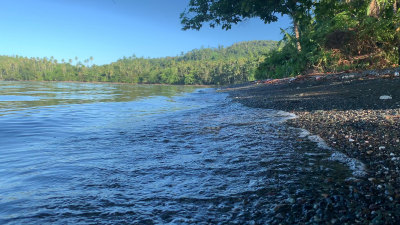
xmin=379 ymin=95 xmax=392 ymax=100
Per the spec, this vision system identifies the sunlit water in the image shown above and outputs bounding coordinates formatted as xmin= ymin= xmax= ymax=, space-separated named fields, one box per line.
xmin=0 ymin=81 xmax=362 ymax=224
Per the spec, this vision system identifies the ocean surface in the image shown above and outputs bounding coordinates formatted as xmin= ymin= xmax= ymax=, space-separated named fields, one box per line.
xmin=0 ymin=81 xmax=364 ymax=224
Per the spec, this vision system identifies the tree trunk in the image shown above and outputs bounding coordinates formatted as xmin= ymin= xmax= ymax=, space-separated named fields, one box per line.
xmin=397 ymin=45 xmax=400 ymax=66
xmin=394 ymin=0 xmax=397 ymax=13
xmin=368 ymin=0 xmax=380 ymax=18
xmin=294 ymin=19 xmax=302 ymax=52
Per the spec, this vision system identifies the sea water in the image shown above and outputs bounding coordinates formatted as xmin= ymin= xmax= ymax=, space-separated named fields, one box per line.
xmin=0 ymin=81 xmax=363 ymax=224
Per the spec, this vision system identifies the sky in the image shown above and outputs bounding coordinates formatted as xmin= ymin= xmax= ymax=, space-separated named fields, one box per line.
xmin=0 ymin=0 xmax=291 ymax=65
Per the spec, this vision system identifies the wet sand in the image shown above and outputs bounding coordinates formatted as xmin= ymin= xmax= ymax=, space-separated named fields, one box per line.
xmin=222 ymin=70 xmax=400 ymax=224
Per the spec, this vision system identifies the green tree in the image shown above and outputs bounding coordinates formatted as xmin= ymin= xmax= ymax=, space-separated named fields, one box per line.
xmin=0 ymin=40 xmax=277 ymax=84
xmin=180 ymin=0 xmax=313 ymax=51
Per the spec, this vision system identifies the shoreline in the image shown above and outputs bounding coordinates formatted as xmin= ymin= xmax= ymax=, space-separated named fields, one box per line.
xmin=0 ymin=79 xmax=213 ymax=88
xmin=221 ymin=70 xmax=400 ymax=223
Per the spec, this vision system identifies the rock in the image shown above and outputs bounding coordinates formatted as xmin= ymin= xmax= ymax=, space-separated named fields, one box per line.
xmin=379 ymin=146 xmax=386 ymax=150
xmin=379 ymin=95 xmax=392 ymax=100
xmin=286 ymin=198 xmax=295 ymax=204
xmin=274 ymin=204 xmax=287 ymax=212
xmin=342 ymin=75 xmax=355 ymax=79
xmin=371 ymin=213 xmax=383 ymax=224
xmin=313 ymin=215 xmax=321 ymax=222
xmin=275 ymin=213 xmax=284 ymax=219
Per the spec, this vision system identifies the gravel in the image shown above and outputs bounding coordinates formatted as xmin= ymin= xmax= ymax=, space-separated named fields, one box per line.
xmin=221 ymin=71 xmax=400 ymax=224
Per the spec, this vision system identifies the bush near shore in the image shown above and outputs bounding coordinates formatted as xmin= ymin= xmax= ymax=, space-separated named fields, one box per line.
xmin=256 ymin=0 xmax=400 ymax=80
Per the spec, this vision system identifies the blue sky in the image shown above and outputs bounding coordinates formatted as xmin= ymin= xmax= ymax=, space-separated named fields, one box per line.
xmin=0 ymin=0 xmax=291 ymax=65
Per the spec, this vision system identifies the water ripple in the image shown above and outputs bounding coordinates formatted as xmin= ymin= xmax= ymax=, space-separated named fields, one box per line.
xmin=0 ymin=82 xmax=358 ymax=224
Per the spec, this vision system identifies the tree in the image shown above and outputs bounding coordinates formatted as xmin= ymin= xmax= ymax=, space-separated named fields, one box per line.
xmin=366 ymin=0 xmax=400 ymax=64
xmin=0 ymin=40 xmax=277 ymax=84
xmin=180 ymin=0 xmax=313 ymax=51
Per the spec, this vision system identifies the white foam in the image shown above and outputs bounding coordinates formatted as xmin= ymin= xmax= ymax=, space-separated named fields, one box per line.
xmin=329 ymin=152 xmax=367 ymax=177
xmin=304 ymin=152 xmax=327 ymax=156
xmin=308 ymin=135 xmax=332 ymax=150
xmin=298 ymin=128 xmax=310 ymax=138
xmin=298 ymin=128 xmax=331 ymax=150
xmin=298 ymin=128 xmax=367 ymax=177
xmin=276 ymin=110 xmax=297 ymax=121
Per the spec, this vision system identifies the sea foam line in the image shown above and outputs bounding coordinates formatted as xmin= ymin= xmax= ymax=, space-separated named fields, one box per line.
xmin=298 ymin=128 xmax=367 ymax=177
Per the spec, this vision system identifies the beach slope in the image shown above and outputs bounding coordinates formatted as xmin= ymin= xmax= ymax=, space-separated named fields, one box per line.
xmin=222 ymin=70 xmax=400 ymax=223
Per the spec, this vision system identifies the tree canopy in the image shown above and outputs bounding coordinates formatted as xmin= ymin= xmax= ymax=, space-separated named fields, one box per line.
xmin=181 ymin=0 xmax=400 ymax=79
xmin=0 ymin=40 xmax=277 ymax=85
xmin=181 ymin=0 xmax=312 ymax=30
xmin=181 ymin=0 xmax=313 ymax=52
xmin=254 ymin=0 xmax=400 ymax=79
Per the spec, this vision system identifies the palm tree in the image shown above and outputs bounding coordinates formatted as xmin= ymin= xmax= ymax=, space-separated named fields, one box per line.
xmin=61 ymin=59 xmax=66 ymax=75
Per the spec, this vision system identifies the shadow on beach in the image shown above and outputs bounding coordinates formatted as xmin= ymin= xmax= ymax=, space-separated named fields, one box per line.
xmin=229 ymin=77 xmax=400 ymax=112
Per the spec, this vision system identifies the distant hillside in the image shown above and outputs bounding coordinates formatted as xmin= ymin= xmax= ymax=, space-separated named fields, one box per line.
xmin=179 ymin=40 xmax=279 ymax=61
xmin=0 ymin=40 xmax=278 ymax=85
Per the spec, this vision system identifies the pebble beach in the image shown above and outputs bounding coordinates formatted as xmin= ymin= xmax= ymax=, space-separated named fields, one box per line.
xmin=222 ymin=69 xmax=400 ymax=224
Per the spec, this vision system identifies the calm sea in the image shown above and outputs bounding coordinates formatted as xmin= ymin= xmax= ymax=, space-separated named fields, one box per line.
xmin=0 ymin=81 xmax=363 ymax=224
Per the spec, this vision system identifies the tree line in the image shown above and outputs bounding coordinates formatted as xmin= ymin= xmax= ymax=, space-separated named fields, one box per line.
xmin=0 ymin=40 xmax=277 ymax=85
xmin=181 ymin=0 xmax=400 ymax=79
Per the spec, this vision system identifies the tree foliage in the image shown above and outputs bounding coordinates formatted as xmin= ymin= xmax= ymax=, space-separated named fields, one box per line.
xmin=181 ymin=0 xmax=313 ymax=51
xmin=181 ymin=0 xmax=312 ymax=30
xmin=0 ymin=40 xmax=277 ymax=85
xmin=181 ymin=0 xmax=400 ymax=79
xmin=254 ymin=0 xmax=400 ymax=79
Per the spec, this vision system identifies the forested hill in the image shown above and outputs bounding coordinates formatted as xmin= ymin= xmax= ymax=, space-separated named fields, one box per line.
xmin=180 ymin=40 xmax=278 ymax=61
xmin=0 ymin=40 xmax=277 ymax=85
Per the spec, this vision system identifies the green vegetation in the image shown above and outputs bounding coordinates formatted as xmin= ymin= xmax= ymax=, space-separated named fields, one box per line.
xmin=4 ymin=0 xmax=397 ymax=83
xmin=182 ymin=0 xmax=400 ymax=79
xmin=0 ymin=40 xmax=277 ymax=85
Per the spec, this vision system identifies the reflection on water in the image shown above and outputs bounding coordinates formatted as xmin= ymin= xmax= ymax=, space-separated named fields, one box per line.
xmin=0 ymin=81 xmax=358 ymax=224
xmin=0 ymin=81 xmax=197 ymax=116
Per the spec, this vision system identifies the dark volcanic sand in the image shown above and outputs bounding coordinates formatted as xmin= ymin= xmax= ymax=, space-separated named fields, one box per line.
xmin=222 ymin=72 xmax=400 ymax=224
